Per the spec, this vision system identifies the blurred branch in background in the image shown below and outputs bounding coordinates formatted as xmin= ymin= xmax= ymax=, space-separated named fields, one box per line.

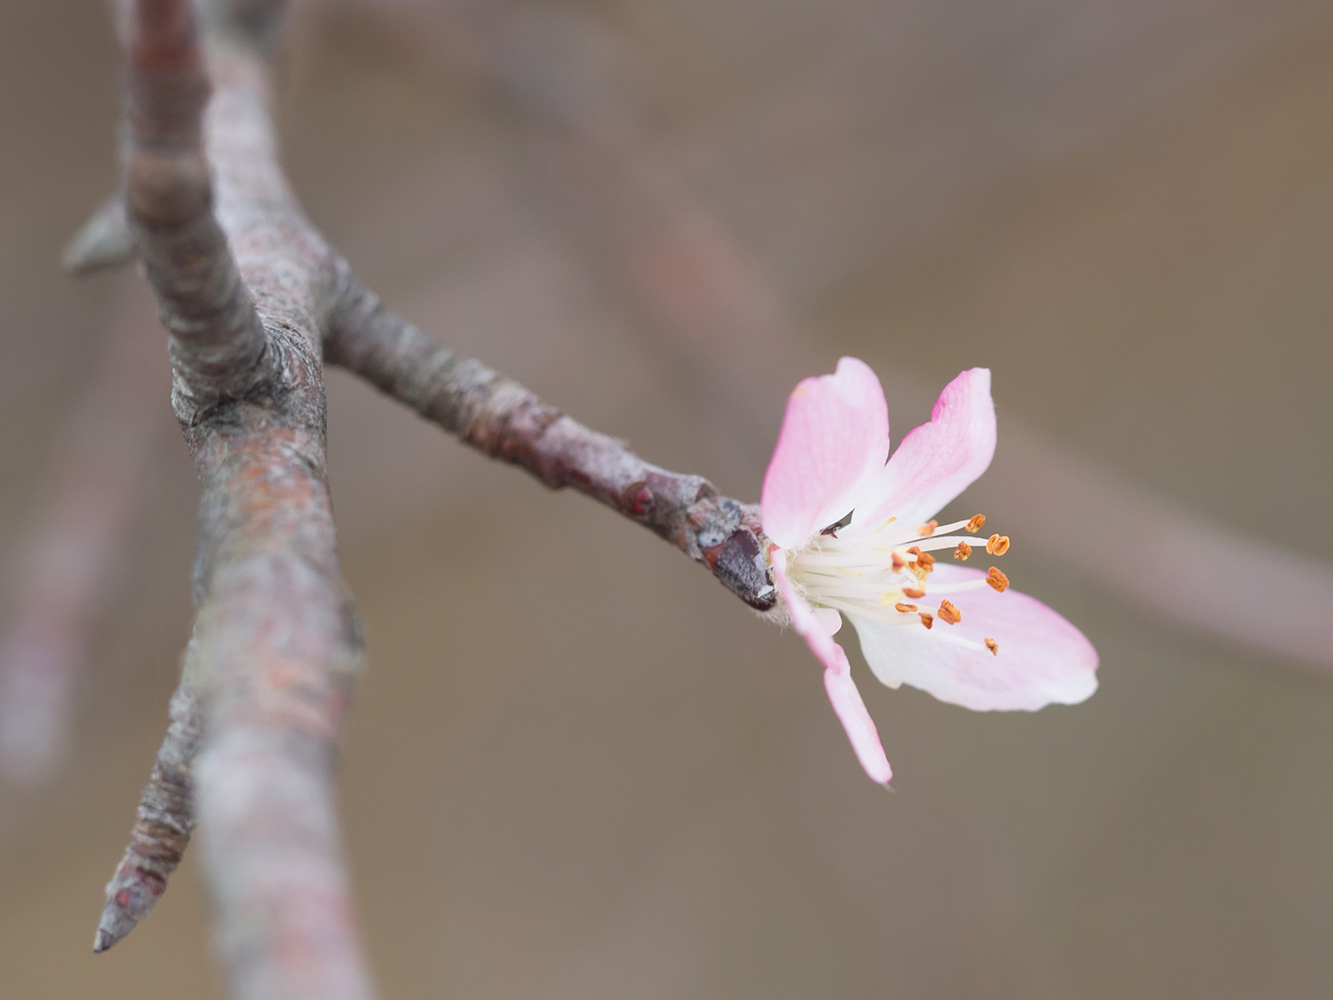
xmin=0 ymin=277 xmax=167 ymax=785
xmin=341 ymin=0 xmax=1333 ymax=677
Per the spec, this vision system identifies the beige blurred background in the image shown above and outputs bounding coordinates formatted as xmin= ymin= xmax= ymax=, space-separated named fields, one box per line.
xmin=2 ymin=0 xmax=1332 ymax=997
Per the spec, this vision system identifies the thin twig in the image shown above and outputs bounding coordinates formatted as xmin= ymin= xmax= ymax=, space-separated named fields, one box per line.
xmin=95 ymin=679 xmax=203 ymax=952
xmin=122 ymin=0 xmax=273 ymax=410
xmin=326 ymin=284 xmax=777 ymax=611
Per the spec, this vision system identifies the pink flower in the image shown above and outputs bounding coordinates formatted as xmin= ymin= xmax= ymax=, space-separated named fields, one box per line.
xmin=762 ymin=359 xmax=1098 ymax=784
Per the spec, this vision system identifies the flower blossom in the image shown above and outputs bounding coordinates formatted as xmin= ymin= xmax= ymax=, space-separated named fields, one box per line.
xmin=761 ymin=358 xmax=1098 ymax=784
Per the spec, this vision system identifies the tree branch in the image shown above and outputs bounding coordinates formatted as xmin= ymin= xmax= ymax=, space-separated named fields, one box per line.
xmin=326 ymin=284 xmax=777 ymax=612
xmin=90 ymin=1 xmax=777 ymax=993
xmin=95 ymin=679 xmax=203 ymax=952
xmin=122 ymin=0 xmax=273 ymax=410
xmin=92 ymin=3 xmax=375 ymax=998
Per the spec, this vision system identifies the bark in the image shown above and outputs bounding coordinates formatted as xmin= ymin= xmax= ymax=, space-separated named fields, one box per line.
xmin=95 ymin=3 xmax=375 ymax=998
xmin=95 ymin=681 xmax=203 ymax=952
xmin=326 ymin=285 xmax=777 ymax=611
xmin=89 ymin=2 xmax=774 ymax=996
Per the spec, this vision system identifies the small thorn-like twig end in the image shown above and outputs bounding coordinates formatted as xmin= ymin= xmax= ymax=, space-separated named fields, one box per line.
xmin=92 ymin=926 xmax=117 ymax=954
xmin=93 ymin=857 xmax=168 ymax=954
xmin=62 ymin=197 xmax=135 ymax=276
xmin=93 ymin=682 xmax=200 ymax=953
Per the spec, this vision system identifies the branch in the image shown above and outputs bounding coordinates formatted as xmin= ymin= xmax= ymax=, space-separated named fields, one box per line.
xmin=87 ymin=1 xmax=785 ymax=990
xmin=95 ymin=679 xmax=203 ymax=952
xmin=90 ymin=2 xmax=376 ymax=997
xmin=121 ymin=0 xmax=273 ymax=410
xmin=326 ymin=284 xmax=777 ymax=612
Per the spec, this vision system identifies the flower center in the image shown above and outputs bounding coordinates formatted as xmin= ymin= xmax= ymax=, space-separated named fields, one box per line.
xmin=784 ymin=514 xmax=1009 ymax=654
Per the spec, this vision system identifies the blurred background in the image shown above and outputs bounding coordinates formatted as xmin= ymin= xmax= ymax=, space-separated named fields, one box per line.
xmin=2 ymin=0 xmax=1332 ymax=997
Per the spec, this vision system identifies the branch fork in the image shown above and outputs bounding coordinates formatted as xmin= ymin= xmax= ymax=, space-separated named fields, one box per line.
xmin=78 ymin=1 xmax=772 ymax=995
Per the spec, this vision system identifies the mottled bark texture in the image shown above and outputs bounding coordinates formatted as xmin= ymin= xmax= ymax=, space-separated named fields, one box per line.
xmin=88 ymin=0 xmax=774 ymax=996
xmin=123 ymin=0 xmax=273 ymax=411
xmin=327 ymin=285 xmax=777 ymax=611
xmin=95 ymin=682 xmax=203 ymax=952
xmin=96 ymin=2 xmax=376 ymax=999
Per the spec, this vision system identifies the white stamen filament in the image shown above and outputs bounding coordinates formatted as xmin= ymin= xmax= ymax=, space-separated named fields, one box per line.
xmin=784 ymin=514 xmax=1003 ymax=652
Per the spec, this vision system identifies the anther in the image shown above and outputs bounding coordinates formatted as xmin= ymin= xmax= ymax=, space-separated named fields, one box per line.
xmin=984 ymin=637 xmax=999 ymax=656
xmin=954 ymin=541 xmax=972 ymax=561
xmin=895 ymin=602 xmax=917 ymax=613
xmin=985 ymin=534 xmax=1010 ymax=556
xmin=937 ymin=599 xmax=961 ymax=625
xmin=965 ymin=514 xmax=986 ymax=533
xmin=919 ymin=612 xmax=934 ymax=629
xmin=903 ymin=585 xmax=926 ymax=599
xmin=917 ymin=519 xmax=938 ymax=537
xmin=891 ymin=551 xmax=906 ymax=572
xmin=986 ymin=567 xmax=1009 ymax=593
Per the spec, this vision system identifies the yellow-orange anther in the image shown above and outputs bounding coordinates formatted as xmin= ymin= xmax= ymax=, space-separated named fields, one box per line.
xmin=894 ymin=602 xmax=918 ymax=613
xmin=984 ymin=637 xmax=999 ymax=656
xmin=954 ymin=541 xmax=972 ymax=561
xmin=911 ymin=548 xmax=936 ymax=568
xmin=986 ymin=567 xmax=1009 ymax=592
xmin=917 ymin=519 xmax=938 ymax=537
xmin=918 ymin=611 xmax=934 ymax=629
xmin=891 ymin=551 xmax=906 ymax=572
xmin=985 ymin=534 xmax=1010 ymax=556
xmin=903 ymin=585 xmax=926 ymax=599
xmin=965 ymin=514 xmax=986 ymax=533
xmin=937 ymin=599 xmax=961 ymax=625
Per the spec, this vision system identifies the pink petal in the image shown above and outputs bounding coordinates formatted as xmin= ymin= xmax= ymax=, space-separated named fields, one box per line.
xmin=773 ymin=554 xmax=893 ymax=783
xmin=849 ymin=368 xmax=995 ymax=534
xmin=822 ymin=652 xmax=894 ymax=785
xmin=848 ymin=565 xmax=1098 ymax=711
xmin=762 ymin=357 xmax=889 ymax=550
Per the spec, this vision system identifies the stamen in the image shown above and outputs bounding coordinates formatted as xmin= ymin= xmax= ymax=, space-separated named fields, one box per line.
xmin=894 ymin=602 xmax=917 ymax=613
xmin=918 ymin=612 xmax=934 ymax=629
xmin=903 ymin=585 xmax=926 ymax=599
xmin=954 ymin=541 xmax=972 ymax=561
xmin=937 ymin=599 xmax=961 ymax=625
xmin=891 ymin=551 xmax=906 ymax=572
xmin=985 ymin=534 xmax=1010 ymax=556
xmin=986 ymin=567 xmax=1009 ymax=593
xmin=984 ymin=637 xmax=999 ymax=656
xmin=917 ymin=519 xmax=938 ymax=537
xmin=965 ymin=514 xmax=986 ymax=533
